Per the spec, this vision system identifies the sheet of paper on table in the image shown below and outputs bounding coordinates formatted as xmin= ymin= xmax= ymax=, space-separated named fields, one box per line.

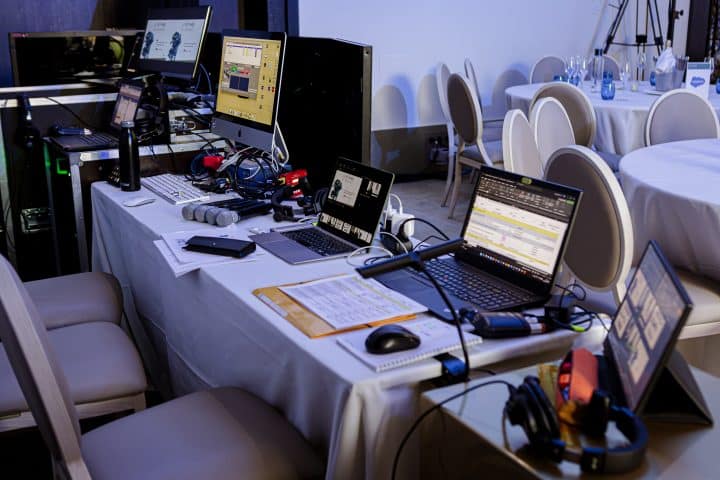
xmin=279 ymin=274 xmax=427 ymax=330
xmin=154 ymin=229 xmax=263 ymax=277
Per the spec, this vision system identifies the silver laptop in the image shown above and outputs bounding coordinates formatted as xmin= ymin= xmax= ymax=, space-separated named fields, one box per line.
xmin=250 ymin=158 xmax=394 ymax=264
xmin=376 ymin=166 xmax=582 ymax=321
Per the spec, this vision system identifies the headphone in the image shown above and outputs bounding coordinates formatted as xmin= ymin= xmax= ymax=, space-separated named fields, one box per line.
xmin=504 ymin=376 xmax=648 ymax=474
xmin=271 ymin=179 xmax=327 ymax=222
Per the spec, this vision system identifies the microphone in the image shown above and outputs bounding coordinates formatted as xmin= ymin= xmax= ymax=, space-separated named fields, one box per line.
xmin=215 ymin=210 xmax=238 ymax=227
xmin=356 ymin=238 xmax=463 ymax=278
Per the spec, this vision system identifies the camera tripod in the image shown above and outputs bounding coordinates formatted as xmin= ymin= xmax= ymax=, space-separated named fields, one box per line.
xmin=603 ymin=0 xmax=683 ymax=55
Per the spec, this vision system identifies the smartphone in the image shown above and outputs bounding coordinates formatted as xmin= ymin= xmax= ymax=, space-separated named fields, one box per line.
xmin=183 ymin=236 xmax=256 ymax=258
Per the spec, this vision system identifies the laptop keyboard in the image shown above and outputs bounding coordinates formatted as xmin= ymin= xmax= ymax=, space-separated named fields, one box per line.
xmin=281 ymin=228 xmax=355 ymax=257
xmin=421 ymin=259 xmax=534 ymax=310
xmin=75 ymin=132 xmax=117 ymax=147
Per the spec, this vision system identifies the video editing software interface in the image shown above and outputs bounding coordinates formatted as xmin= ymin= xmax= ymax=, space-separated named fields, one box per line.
xmin=110 ymin=83 xmax=143 ymax=129
xmin=606 ymin=243 xmax=689 ymax=411
xmin=215 ymin=35 xmax=283 ymax=127
xmin=463 ymin=172 xmax=576 ymax=285
xmin=318 ymin=162 xmax=392 ymax=246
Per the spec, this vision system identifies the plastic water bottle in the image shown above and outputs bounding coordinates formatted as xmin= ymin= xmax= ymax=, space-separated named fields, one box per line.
xmin=119 ymin=120 xmax=140 ymax=191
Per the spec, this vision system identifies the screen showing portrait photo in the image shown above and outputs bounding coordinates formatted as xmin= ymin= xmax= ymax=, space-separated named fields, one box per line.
xmin=141 ymin=19 xmax=205 ymax=63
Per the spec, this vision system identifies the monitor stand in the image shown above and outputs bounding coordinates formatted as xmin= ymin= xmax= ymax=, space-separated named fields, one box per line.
xmin=137 ymin=75 xmax=171 ymax=145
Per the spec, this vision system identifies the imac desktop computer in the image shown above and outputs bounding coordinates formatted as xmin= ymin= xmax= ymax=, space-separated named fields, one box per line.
xmin=135 ymin=6 xmax=213 ymax=81
xmin=211 ymin=30 xmax=287 ymax=153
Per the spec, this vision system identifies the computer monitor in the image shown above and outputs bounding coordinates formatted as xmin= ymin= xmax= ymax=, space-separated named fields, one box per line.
xmin=136 ymin=6 xmax=212 ymax=80
xmin=9 ymin=30 xmax=141 ymax=86
xmin=211 ymin=30 xmax=287 ymax=152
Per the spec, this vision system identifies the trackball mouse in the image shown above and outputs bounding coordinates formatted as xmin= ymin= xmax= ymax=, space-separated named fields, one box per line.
xmin=364 ymin=324 xmax=421 ymax=354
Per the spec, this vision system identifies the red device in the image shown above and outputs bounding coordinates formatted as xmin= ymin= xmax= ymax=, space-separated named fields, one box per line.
xmin=278 ymin=169 xmax=308 ymax=199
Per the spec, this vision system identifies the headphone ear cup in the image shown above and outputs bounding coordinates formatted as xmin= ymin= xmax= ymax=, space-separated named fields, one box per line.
xmin=522 ymin=376 xmax=561 ymax=440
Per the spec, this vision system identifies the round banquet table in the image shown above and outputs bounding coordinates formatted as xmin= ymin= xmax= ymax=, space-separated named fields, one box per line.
xmin=506 ymin=82 xmax=720 ymax=156
xmin=620 ymin=138 xmax=720 ymax=281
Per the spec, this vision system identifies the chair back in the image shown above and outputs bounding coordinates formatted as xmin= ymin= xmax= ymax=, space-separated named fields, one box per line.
xmin=464 ymin=58 xmax=483 ymax=111
xmin=587 ymin=55 xmax=621 ymax=80
xmin=435 ymin=62 xmax=453 ymax=122
xmin=530 ymin=82 xmax=596 ymax=147
xmin=502 ymin=109 xmax=543 ymax=177
xmin=529 ymin=55 xmax=566 ymax=83
xmin=545 ymin=146 xmax=633 ymax=302
xmin=530 ymin=97 xmax=576 ymax=166
xmin=447 ymin=72 xmax=489 ymax=164
xmin=645 ymin=90 xmax=720 ymax=146
xmin=0 ymin=255 xmax=89 ymax=478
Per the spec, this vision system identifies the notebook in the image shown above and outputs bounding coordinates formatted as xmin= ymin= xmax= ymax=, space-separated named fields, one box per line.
xmin=337 ymin=317 xmax=482 ymax=372
xmin=49 ymin=80 xmax=143 ymax=152
xmin=600 ymin=240 xmax=711 ymax=423
xmin=250 ymin=158 xmax=395 ymax=264
xmin=376 ymin=166 xmax=582 ymax=321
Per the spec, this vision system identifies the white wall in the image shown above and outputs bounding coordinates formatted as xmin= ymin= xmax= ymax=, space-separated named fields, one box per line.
xmin=299 ymin=0 xmax=607 ymax=130
xmin=298 ymin=0 xmax=690 ymax=132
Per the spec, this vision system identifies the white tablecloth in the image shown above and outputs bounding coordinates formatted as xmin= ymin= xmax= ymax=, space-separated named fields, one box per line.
xmin=620 ymin=139 xmax=720 ymax=281
xmin=90 ymin=182 xmax=582 ymax=480
xmin=506 ymin=82 xmax=720 ymax=156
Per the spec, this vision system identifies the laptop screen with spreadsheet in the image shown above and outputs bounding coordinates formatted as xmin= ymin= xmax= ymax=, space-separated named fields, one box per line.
xmin=457 ymin=167 xmax=582 ymax=293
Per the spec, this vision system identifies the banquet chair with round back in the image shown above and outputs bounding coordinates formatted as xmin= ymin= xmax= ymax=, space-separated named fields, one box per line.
xmin=529 ymin=55 xmax=566 ymax=83
xmin=446 ymin=73 xmax=495 ymax=218
xmin=502 ymin=109 xmax=543 ymax=178
xmin=464 ymin=58 xmax=482 ymax=112
xmin=587 ymin=54 xmax=620 ymax=80
xmin=645 ymin=90 xmax=720 ymax=146
xmin=529 ymin=82 xmax=596 ymax=148
xmin=529 ymin=97 xmax=576 ymax=167
xmin=544 ymin=146 xmax=633 ymax=310
xmin=436 ymin=62 xmax=458 ymax=207
xmin=0 ymin=254 xmax=325 ymax=480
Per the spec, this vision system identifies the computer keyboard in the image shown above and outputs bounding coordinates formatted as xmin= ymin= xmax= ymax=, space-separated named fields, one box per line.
xmin=421 ymin=259 xmax=533 ymax=310
xmin=141 ymin=174 xmax=210 ymax=205
xmin=75 ymin=132 xmax=118 ymax=147
xmin=281 ymin=228 xmax=355 ymax=256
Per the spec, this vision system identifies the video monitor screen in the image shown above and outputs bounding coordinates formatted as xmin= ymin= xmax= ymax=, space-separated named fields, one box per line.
xmin=136 ymin=6 xmax=211 ymax=79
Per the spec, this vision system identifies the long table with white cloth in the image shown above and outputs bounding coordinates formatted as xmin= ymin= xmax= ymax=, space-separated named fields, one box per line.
xmin=91 ymin=181 xmax=593 ymax=479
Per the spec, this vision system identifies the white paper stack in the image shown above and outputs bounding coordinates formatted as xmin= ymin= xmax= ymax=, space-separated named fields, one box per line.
xmin=154 ymin=229 xmax=262 ymax=276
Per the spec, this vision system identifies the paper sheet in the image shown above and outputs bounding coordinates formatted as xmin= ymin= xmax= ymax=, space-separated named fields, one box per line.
xmin=280 ymin=274 xmax=427 ymax=329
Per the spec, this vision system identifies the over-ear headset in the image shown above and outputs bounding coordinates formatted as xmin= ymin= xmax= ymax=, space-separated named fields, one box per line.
xmin=504 ymin=376 xmax=647 ymax=474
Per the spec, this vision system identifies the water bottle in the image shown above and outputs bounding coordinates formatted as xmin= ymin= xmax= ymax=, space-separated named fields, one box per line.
xmin=593 ymin=48 xmax=605 ymax=90
xmin=119 ymin=120 xmax=140 ymax=191
xmin=601 ymin=72 xmax=615 ymax=100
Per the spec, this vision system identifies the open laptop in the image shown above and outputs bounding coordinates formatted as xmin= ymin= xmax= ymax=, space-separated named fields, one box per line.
xmin=600 ymin=240 xmax=711 ymax=423
xmin=49 ymin=80 xmax=143 ymax=151
xmin=376 ymin=166 xmax=582 ymax=321
xmin=250 ymin=158 xmax=394 ymax=264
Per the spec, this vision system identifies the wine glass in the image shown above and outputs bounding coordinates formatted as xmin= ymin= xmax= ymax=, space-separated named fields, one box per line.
xmin=619 ymin=60 xmax=631 ymax=91
xmin=637 ymin=51 xmax=647 ymax=81
xmin=577 ymin=55 xmax=589 ymax=88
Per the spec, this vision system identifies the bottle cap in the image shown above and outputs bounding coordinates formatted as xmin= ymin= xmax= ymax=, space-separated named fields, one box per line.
xmin=121 ymin=120 xmax=135 ymax=128
xmin=594 ymin=48 xmax=604 ymax=56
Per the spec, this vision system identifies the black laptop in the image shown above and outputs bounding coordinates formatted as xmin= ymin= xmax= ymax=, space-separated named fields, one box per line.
xmin=250 ymin=158 xmax=395 ymax=264
xmin=377 ymin=166 xmax=582 ymax=321
xmin=50 ymin=80 xmax=143 ymax=152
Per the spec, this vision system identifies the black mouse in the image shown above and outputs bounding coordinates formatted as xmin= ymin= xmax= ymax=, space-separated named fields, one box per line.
xmin=365 ymin=324 xmax=421 ymax=354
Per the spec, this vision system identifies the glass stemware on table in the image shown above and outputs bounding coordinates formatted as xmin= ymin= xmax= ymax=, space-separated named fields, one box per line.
xmin=562 ymin=55 xmax=589 ymax=88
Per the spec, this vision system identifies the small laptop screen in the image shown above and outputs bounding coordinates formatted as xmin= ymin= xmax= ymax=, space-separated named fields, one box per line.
xmin=317 ymin=158 xmax=394 ymax=247
xmin=110 ymin=83 xmax=143 ymax=130
xmin=605 ymin=241 xmax=692 ymax=412
xmin=460 ymin=167 xmax=580 ymax=288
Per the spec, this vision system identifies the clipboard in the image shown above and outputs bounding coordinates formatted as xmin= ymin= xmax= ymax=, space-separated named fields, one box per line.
xmin=253 ymin=277 xmax=419 ymax=338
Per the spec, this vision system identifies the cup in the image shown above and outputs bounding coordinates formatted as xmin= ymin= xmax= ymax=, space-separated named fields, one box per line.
xmin=601 ymin=75 xmax=616 ymax=100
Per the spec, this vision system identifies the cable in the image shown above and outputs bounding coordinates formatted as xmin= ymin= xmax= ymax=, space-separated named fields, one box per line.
xmin=378 ymin=231 xmax=409 ymax=254
xmin=44 ymin=97 xmax=101 ymax=131
xmin=391 ymin=379 xmax=516 ymax=480
xmin=397 ymin=217 xmax=450 ymax=242
xmin=346 ymin=245 xmax=395 ymax=267
xmin=388 ymin=193 xmax=403 ymax=213
xmin=199 ymin=64 xmax=213 ymax=96
xmin=412 ymin=235 xmax=449 ymax=251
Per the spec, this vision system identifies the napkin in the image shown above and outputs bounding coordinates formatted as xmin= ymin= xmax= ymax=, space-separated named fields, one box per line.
xmin=655 ymin=47 xmax=676 ymax=73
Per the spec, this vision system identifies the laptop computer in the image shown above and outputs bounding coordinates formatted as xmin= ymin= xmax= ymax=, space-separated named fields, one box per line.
xmin=600 ymin=240 xmax=711 ymax=423
xmin=250 ymin=158 xmax=395 ymax=264
xmin=50 ymin=80 xmax=143 ymax=152
xmin=376 ymin=166 xmax=582 ymax=321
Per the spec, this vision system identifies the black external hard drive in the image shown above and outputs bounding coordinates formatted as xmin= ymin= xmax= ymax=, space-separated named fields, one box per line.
xmin=183 ymin=236 xmax=256 ymax=258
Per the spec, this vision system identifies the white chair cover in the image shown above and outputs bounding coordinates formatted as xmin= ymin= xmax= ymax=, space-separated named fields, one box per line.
xmin=529 ymin=83 xmax=596 ymax=147
xmin=645 ymin=90 xmax=720 ymax=146
xmin=529 ymin=55 xmax=566 ymax=83
xmin=502 ymin=109 xmax=543 ymax=178
xmin=530 ymin=97 xmax=576 ymax=167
